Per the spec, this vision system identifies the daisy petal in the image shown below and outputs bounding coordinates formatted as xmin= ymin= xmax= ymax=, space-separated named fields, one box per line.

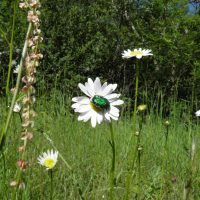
xmin=111 ymin=100 xmax=124 ymax=106
xmin=75 ymin=105 xmax=91 ymax=113
xmin=72 ymin=96 xmax=90 ymax=103
xmin=78 ymin=83 xmax=91 ymax=97
xmin=91 ymin=111 xmax=97 ymax=128
xmin=85 ymin=82 xmax=95 ymax=97
xmin=94 ymin=77 xmax=101 ymax=94
xmin=97 ymin=112 xmax=103 ymax=124
xmin=101 ymin=84 xmax=114 ymax=96
xmin=78 ymin=111 xmax=91 ymax=122
xmin=105 ymin=93 xmax=120 ymax=100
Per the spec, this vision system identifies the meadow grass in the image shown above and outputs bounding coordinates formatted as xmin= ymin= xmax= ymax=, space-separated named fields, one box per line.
xmin=0 ymin=94 xmax=200 ymax=200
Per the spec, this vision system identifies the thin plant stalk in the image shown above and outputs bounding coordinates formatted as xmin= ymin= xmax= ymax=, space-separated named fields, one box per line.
xmin=43 ymin=132 xmax=72 ymax=170
xmin=1 ymin=151 xmax=7 ymax=196
xmin=159 ymin=121 xmax=170 ymax=199
xmin=136 ymin=112 xmax=144 ymax=200
xmin=6 ymin=1 xmax=17 ymax=98
xmin=0 ymin=23 xmax=32 ymax=149
xmin=125 ymin=59 xmax=139 ymax=200
xmin=50 ymin=169 xmax=53 ymax=200
xmin=109 ymin=122 xmax=116 ymax=200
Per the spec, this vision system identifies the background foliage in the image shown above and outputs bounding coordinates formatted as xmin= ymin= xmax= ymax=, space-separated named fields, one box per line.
xmin=0 ymin=0 xmax=200 ymax=104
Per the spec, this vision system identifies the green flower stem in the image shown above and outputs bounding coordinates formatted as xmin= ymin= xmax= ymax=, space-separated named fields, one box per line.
xmin=136 ymin=113 xmax=144 ymax=200
xmin=50 ymin=169 xmax=53 ymax=200
xmin=0 ymin=23 xmax=32 ymax=148
xmin=125 ymin=59 xmax=139 ymax=200
xmin=165 ymin=125 xmax=169 ymax=147
xmin=109 ymin=122 xmax=116 ymax=200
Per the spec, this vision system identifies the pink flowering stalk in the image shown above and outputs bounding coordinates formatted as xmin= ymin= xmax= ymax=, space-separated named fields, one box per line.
xmin=10 ymin=0 xmax=43 ymax=193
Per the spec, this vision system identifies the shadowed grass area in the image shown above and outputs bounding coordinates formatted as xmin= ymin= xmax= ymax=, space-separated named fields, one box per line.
xmin=0 ymin=96 xmax=200 ymax=199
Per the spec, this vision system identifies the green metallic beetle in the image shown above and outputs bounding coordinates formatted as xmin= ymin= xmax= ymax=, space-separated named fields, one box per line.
xmin=91 ymin=95 xmax=110 ymax=110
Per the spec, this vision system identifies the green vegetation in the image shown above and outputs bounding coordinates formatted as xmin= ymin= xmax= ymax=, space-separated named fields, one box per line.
xmin=0 ymin=0 xmax=200 ymax=100
xmin=1 ymin=0 xmax=200 ymax=199
xmin=0 ymin=96 xmax=200 ymax=199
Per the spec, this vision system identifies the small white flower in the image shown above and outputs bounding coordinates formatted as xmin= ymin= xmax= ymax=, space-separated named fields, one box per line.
xmin=195 ymin=110 xmax=200 ymax=117
xmin=13 ymin=65 xmax=20 ymax=74
xmin=122 ymin=48 xmax=153 ymax=59
xmin=72 ymin=77 xmax=124 ymax=128
xmin=38 ymin=150 xmax=58 ymax=170
xmin=13 ymin=103 xmax=21 ymax=113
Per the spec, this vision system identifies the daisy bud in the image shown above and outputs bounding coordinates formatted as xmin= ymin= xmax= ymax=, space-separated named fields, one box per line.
xmin=138 ymin=104 xmax=147 ymax=112
xmin=164 ymin=120 xmax=170 ymax=127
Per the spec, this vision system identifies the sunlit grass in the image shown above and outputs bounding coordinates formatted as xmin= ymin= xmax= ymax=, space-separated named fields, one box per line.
xmin=0 ymin=95 xmax=200 ymax=199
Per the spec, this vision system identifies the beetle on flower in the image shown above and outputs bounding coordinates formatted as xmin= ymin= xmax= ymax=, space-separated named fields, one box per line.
xmin=72 ymin=77 xmax=124 ymax=128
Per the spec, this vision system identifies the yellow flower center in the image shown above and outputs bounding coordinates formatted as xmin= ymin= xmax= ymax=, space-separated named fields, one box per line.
xmin=130 ymin=51 xmax=143 ymax=56
xmin=90 ymin=102 xmax=102 ymax=112
xmin=44 ymin=158 xmax=55 ymax=169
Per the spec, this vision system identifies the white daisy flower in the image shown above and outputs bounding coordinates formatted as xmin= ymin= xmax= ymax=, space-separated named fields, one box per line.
xmin=72 ymin=77 xmax=124 ymax=128
xmin=195 ymin=110 xmax=200 ymax=117
xmin=13 ymin=102 xmax=22 ymax=113
xmin=38 ymin=150 xmax=58 ymax=170
xmin=122 ymin=48 xmax=153 ymax=59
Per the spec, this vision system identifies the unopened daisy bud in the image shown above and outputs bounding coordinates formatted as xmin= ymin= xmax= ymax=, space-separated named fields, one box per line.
xmin=138 ymin=145 xmax=143 ymax=151
xmin=164 ymin=120 xmax=170 ymax=126
xmin=138 ymin=104 xmax=147 ymax=112
xmin=13 ymin=103 xmax=22 ymax=113
xmin=135 ymin=131 xmax=139 ymax=136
